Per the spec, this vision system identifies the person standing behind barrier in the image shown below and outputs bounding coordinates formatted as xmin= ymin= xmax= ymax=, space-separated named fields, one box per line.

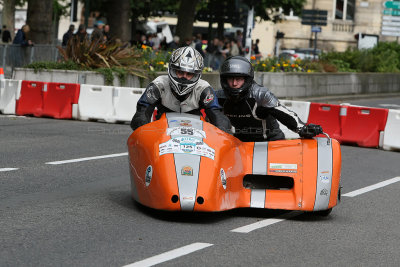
xmin=205 ymin=37 xmax=222 ymax=70
xmin=130 ymin=46 xmax=231 ymax=133
xmin=217 ymin=56 xmax=323 ymax=141
xmin=75 ymin=24 xmax=88 ymax=43
xmin=13 ymin=25 xmax=33 ymax=46
xmin=1 ymin=25 xmax=12 ymax=43
xmin=62 ymin=24 xmax=75 ymax=46
xmin=91 ymin=21 xmax=104 ymax=43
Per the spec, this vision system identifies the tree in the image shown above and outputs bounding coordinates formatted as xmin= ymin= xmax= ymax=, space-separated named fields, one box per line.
xmin=1 ymin=0 xmax=17 ymax=40
xmin=175 ymin=0 xmax=199 ymax=44
xmin=104 ymin=0 xmax=130 ymax=42
xmin=26 ymin=0 xmax=54 ymax=44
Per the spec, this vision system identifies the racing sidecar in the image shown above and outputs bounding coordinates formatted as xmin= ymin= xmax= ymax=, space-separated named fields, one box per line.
xmin=127 ymin=112 xmax=341 ymax=213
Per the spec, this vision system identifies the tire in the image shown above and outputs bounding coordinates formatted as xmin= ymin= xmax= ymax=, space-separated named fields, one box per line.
xmin=313 ymin=208 xmax=332 ymax=217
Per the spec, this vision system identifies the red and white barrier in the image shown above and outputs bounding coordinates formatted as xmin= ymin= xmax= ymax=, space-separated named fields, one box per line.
xmin=41 ymin=82 xmax=80 ymax=119
xmin=307 ymin=103 xmax=342 ymax=140
xmin=77 ymin=84 xmax=115 ymax=122
xmin=16 ymin=81 xmax=47 ymax=117
xmin=113 ymin=87 xmax=144 ymax=122
xmin=382 ymin=109 xmax=400 ymax=151
xmin=279 ymin=100 xmax=310 ymax=139
xmin=0 ymin=79 xmax=21 ymax=114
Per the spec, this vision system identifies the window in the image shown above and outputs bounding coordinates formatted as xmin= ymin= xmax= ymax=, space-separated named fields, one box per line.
xmin=335 ymin=0 xmax=355 ymax=20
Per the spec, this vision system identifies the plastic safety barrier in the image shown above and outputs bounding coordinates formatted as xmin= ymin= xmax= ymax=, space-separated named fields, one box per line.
xmin=113 ymin=87 xmax=144 ymax=122
xmin=77 ymin=84 xmax=115 ymax=122
xmin=279 ymin=100 xmax=311 ymax=139
xmin=41 ymin=82 xmax=80 ymax=119
xmin=306 ymin=103 xmax=342 ymax=140
xmin=381 ymin=109 xmax=400 ymax=151
xmin=339 ymin=105 xmax=388 ymax=147
xmin=0 ymin=79 xmax=22 ymax=114
xmin=16 ymin=81 xmax=47 ymax=116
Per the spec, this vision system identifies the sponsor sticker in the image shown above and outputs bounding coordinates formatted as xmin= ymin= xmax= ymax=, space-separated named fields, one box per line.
xmin=203 ymin=93 xmax=214 ymax=104
xmin=320 ymin=175 xmax=330 ymax=183
xmin=167 ymin=127 xmax=206 ymax=138
xmin=145 ymin=165 xmax=153 ymax=186
xmin=220 ymin=168 xmax=227 ymax=189
xmin=320 ymin=189 xmax=329 ymax=196
xmin=269 ymin=163 xmax=297 ymax=173
xmin=159 ymin=137 xmax=215 ymax=160
xmin=181 ymin=166 xmax=193 ymax=176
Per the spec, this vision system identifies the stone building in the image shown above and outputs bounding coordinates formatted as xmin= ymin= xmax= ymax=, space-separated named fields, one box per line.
xmin=254 ymin=0 xmax=400 ymax=55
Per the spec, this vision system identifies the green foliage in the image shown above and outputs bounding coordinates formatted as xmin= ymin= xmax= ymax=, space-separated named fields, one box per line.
xmin=57 ymin=36 xmax=148 ymax=80
xmin=320 ymin=42 xmax=400 ymax=73
xmin=252 ymin=57 xmax=321 ymax=73
xmin=24 ymin=61 xmax=89 ymax=73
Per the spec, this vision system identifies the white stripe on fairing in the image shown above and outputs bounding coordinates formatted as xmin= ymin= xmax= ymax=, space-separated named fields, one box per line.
xmin=313 ymin=138 xmax=333 ymax=211
xmin=45 ymin=152 xmax=128 ymax=165
xmin=0 ymin=168 xmax=19 ymax=172
xmin=122 ymin=243 xmax=213 ymax=267
xmin=342 ymin=177 xmax=400 ymax=197
xmin=252 ymin=142 xmax=268 ymax=174
xmin=250 ymin=189 xmax=266 ymax=208
xmin=230 ymin=211 xmax=303 ymax=233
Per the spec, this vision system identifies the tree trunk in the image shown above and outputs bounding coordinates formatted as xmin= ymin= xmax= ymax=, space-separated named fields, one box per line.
xmin=26 ymin=0 xmax=54 ymax=44
xmin=2 ymin=0 xmax=16 ymax=40
xmin=175 ymin=0 xmax=199 ymax=45
xmin=105 ymin=0 xmax=131 ymax=43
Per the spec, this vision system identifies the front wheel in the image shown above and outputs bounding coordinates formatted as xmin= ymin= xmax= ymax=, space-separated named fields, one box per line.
xmin=313 ymin=208 xmax=332 ymax=217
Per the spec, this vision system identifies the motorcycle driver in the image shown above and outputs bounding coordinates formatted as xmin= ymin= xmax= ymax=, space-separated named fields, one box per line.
xmin=131 ymin=46 xmax=231 ymax=132
xmin=216 ymin=56 xmax=322 ymax=141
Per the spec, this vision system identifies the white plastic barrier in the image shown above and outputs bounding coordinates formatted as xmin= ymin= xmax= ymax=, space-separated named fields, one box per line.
xmin=0 ymin=79 xmax=22 ymax=114
xmin=279 ymin=100 xmax=311 ymax=139
xmin=113 ymin=87 xmax=144 ymax=122
xmin=77 ymin=84 xmax=115 ymax=122
xmin=382 ymin=109 xmax=400 ymax=151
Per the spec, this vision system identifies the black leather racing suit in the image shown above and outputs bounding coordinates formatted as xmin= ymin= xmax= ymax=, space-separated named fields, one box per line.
xmin=216 ymin=82 xmax=305 ymax=142
xmin=131 ymin=75 xmax=231 ymax=132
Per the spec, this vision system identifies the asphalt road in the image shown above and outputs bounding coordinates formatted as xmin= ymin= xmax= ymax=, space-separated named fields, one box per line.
xmin=1 ymin=96 xmax=400 ymax=267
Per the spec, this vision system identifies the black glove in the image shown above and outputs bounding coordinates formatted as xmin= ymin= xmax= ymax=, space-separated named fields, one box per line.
xmin=298 ymin=124 xmax=323 ymax=138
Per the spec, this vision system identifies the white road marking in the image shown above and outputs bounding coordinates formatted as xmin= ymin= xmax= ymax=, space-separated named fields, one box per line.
xmin=342 ymin=176 xmax=400 ymax=197
xmin=45 ymin=152 xmax=128 ymax=165
xmin=122 ymin=242 xmax=213 ymax=267
xmin=0 ymin=168 xmax=19 ymax=172
xmin=230 ymin=211 xmax=303 ymax=233
xmin=379 ymin=104 xmax=400 ymax=109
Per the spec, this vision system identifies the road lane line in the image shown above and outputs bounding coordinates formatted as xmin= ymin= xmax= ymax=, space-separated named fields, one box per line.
xmin=45 ymin=152 xmax=128 ymax=165
xmin=122 ymin=242 xmax=213 ymax=267
xmin=342 ymin=176 xmax=400 ymax=197
xmin=0 ymin=168 xmax=19 ymax=172
xmin=230 ymin=211 xmax=303 ymax=233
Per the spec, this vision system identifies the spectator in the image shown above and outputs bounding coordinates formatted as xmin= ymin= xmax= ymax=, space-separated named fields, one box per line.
xmin=13 ymin=24 xmax=33 ymax=46
xmin=62 ymin=24 xmax=75 ymax=46
xmin=194 ymin=33 xmax=205 ymax=58
xmin=1 ymin=25 xmax=12 ymax=43
xmin=91 ymin=21 xmax=104 ymax=42
xmin=205 ymin=37 xmax=222 ymax=70
xmin=253 ymin=39 xmax=260 ymax=55
xmin=75 ymin=24 xmax=88 ymax=43
xmin=168 ymin=36 xmax=180 ymax=50
xmin=103 ymin=24 xmax=111 ymax=42
xmin=229 ymin=39 xmax=240 ymax=56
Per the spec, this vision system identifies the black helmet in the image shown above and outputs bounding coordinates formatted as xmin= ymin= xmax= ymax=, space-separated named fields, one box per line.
xmin=220 ymin=56 xmax=254 ymax=102
xmin=168 ymin=46 xmax=204 ymax=99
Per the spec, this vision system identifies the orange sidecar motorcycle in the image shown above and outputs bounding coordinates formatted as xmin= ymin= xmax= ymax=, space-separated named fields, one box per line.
xmin=127 ymin=113 xmax=341 ymax=214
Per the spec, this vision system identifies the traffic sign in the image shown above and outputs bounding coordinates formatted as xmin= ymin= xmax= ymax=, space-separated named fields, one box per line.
xmin=312 ymin=26 xmax=321 ymax=32
xmin=384 ymin=1 xmax=400 ymax=9
xmin=301 ymin=9 xmax=328 ymax=26
xmin=383 ymin=9 xmax=400 ymax=16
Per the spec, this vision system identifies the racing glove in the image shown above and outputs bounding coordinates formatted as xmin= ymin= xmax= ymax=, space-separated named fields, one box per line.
xmin=298 ymin=124 xmax=323 ymax=138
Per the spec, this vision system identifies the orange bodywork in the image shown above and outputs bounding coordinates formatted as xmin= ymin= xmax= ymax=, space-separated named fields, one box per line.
xmin=127 ymin=113 xmax=341 ymax=212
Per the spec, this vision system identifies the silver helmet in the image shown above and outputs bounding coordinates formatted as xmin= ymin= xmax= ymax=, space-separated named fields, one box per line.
xmin=168 ymin=46 xmax=204 ymax=97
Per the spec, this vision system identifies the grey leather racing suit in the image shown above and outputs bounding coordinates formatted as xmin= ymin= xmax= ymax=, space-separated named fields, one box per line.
xmin=131 ymin=75 xmax=231 ymax=132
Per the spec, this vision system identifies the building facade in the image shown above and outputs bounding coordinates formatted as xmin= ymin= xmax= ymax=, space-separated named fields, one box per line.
xmin=253 ymin=0 xmax=399 ymax=56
